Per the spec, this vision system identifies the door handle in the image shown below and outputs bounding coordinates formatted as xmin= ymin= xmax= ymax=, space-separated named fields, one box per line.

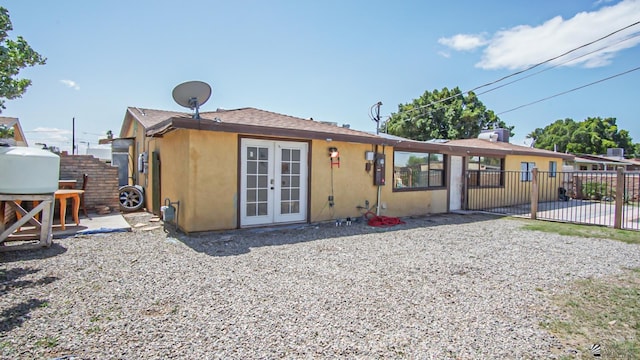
xmin=270 ymin=187 xmax=274 ymax=190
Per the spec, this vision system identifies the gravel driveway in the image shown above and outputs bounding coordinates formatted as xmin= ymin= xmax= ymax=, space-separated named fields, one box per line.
xmin=2 ymin=213 xmax=639 ymax=359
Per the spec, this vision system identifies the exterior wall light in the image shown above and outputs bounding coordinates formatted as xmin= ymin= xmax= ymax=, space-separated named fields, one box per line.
xmin=329 ymin=147 xmax=340 ymax=168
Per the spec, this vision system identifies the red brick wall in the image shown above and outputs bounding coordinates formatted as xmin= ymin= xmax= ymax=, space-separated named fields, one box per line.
xmin=59 ymin=154 xmax=120 ymax=213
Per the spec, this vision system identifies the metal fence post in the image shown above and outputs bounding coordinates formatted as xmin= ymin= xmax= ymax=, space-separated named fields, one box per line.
xmin=614 ymin=167 xmax=624 ymax=229
xmin=531 ymin=168 xmax=538 ymax=220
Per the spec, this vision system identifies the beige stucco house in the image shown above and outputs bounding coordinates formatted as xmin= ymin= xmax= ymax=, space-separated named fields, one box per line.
xmin=118 ymin=106 xmax=573 ymax=233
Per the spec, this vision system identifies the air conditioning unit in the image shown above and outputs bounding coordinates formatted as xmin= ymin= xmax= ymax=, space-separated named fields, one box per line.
xmin=606 ymin=148 xmax=624 ymax=159
xmin=481 ymin=129 xmax=509 ymax=142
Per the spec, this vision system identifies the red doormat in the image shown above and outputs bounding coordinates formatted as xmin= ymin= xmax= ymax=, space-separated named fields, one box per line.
xmin=367 ymin=216 xmax=405 ymax=227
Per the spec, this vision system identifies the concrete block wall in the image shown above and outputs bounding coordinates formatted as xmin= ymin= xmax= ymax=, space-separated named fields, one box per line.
xmin=59 ymin=154 xmax=120 ymax=213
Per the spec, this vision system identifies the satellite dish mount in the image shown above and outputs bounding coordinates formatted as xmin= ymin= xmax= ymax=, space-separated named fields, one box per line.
xmin=172 ymin=81 xmax=212 ymax=119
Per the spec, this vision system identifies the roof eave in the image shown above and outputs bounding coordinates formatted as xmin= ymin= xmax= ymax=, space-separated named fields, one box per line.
xmin=146 ymin=117 xmax=389 ymax=145
xmin=144 ymin=119 xmax=575 ymax=160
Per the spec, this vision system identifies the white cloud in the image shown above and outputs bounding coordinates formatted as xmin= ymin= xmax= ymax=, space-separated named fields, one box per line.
xmin=437 ymin=50 xmax=451 ymax=58
xmin=60 ymin=79 xmax=80 ymax=90
xmin=438 ymin=34 xmax=489 ymax=51
xmin=440 ymin=0 xmax=640 ymax=70
xmin=26 ymin=127 xmax=72 ymax=147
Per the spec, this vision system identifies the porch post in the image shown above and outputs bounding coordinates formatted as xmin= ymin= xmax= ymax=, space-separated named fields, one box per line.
xmin=530 ymin=168 xmax=538 ymax=220
xmin=614 ymin=167 xmax=624 ymax=229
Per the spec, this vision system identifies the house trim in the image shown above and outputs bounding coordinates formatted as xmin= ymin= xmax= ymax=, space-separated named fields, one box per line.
xmin=148 ymin=117 xmax=388 ymax=146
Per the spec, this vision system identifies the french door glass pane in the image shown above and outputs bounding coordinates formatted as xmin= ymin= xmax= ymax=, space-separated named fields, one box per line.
xmin=281 ymin=202 xmax=290 ymax=214
xmin=258 ymin=189 xmax=267 ymax=202
xmin=247 ymin=189 xmax=256 ymax=202
xmin=247 ymin=147 xmax=257 ymax=160
xmin=247 ymin=162 xmax=257 ymax=174
xmin=258 ymin=161 xmax=268 ymax=174
xmin=247 ymin=175 xmax=256 ymax=188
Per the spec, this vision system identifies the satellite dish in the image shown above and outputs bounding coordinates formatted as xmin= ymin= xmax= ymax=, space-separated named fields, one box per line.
xmin=172 ymin=81 xmax=212 ymax=119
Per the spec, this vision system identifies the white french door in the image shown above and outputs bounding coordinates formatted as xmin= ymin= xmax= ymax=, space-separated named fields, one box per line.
xmin=240 ymin=139 xmax=308 ymax=227
xmin=449 ymin=156 xmax=463 ymax=211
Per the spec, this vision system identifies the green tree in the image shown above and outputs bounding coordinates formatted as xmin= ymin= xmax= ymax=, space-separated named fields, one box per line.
xmin=0 ymin=6 xmax=46 ymax=112
xmin=526 ymin=118 xmax=578 ymax=151
xmin=527 ymin=117 xmax=635 ymax=156
xmin=0 ymin=123 xmax=14 ymax=138
xmin=385 ymin=87 xmax=513 ymax=141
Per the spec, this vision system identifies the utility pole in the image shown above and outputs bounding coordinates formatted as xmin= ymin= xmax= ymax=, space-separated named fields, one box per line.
xmin=371 ymin=101 xmax=383 ymax=134
xmin=72 ymin=117 xmax=76 ymax=154
xmin=376 ymin=101 xmax=382 ymax=134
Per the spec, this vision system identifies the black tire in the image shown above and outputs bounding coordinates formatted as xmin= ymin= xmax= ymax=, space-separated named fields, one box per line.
xmin=119 ymin=185 xmax=144 ymax=212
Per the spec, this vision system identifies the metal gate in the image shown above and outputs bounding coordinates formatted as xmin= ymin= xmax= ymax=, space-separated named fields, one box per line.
xmin=465 ymin=169 xmax=640 ymax=231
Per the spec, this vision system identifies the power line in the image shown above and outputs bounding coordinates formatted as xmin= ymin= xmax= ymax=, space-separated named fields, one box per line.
xmin=496 ymin=65 xmax=640 ymax=115
xmin=477 ymin=31 xmax=640 ymax=96
xmin=387 ymin=20 xmax=640 ymax=117
xmin=469 ymin=20 xmax=640 ymax=93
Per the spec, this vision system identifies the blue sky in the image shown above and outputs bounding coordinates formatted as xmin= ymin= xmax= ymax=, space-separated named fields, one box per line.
xmin=3 ymin=0 xmax=640 ymax=154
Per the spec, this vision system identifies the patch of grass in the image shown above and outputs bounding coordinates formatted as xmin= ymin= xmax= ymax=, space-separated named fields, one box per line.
xmin=519 ymin=219 xmax=640 ymax=244
xmin=0 ymin=341 xmax=16 ymax=357
xmin=543 ymin=268 xmax=640 ymax=359
xmin=85 ymin=325 xmax=101 ymax=334
xmin=35 ymin=336 xmax=58 ymax=348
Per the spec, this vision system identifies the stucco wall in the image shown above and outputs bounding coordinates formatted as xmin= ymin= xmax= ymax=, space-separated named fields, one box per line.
xmin=187 ymin=131 xmax=238 ymax=231
xmin=146 ymin=132 xmax=455 ymax=232
xmin=156 ymin=130 xmax=238 ymax=232
xmin=120 ymin=114 xmax=156 ymax=212
xmin=309 ymin=141 xmax=380 ymax=222
xmin=308 ymin=142 xmax=449 ymax=220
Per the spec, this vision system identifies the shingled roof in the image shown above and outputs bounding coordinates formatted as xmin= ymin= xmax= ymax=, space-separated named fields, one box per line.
xmin=126 ymin=107 xmax=388 ymax=145
xmin=121 ymin=106 xmax=574 ymax=159
xmin=445 ymin=138 xmax=575 ymax=160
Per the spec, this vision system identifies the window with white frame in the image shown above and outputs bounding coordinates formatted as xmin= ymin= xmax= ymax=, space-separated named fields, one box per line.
xmin=549 ymin=161 xmax=557 ymax=177
xmin=521 ymin=162 xmax=536 ymax=182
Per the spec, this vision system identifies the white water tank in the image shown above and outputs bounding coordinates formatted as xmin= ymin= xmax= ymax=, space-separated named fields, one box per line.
xmin=0 ymin=146 xmax=60 ymax=194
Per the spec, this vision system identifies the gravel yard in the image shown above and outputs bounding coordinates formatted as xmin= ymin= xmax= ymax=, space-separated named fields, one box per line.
xmin=2 ymin=213 xmax=640 ymax=359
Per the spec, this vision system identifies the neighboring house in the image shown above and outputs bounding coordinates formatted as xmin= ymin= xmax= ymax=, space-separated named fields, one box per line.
xmin=571 ymin=153 xmax=640 ymax=171
xmin=0 ymin=117 xmax=28 ymax=147
xmin=119 ymin=107 xmax=573 ymax=233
